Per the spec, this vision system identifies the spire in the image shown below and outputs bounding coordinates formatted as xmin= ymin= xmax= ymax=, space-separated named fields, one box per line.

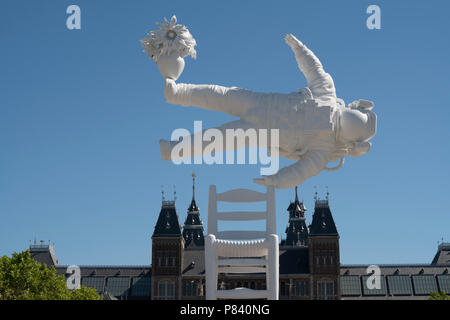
xmin=183 ymin=173 xmax=204 ymax=248
xmin=192 ymin=172 xmax=196 ymax=201
xmin=188 ymin=172 xmax=199 ymax=212
xmin=284 ymin=186 xmax=308 ymax=247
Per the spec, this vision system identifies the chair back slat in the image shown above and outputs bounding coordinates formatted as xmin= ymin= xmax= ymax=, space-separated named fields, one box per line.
xmin=216 ymin=189 xmax=267 ymax=203
xmin=208 ymin=185 xmax=276 ymax=236
xmin=217 ymin=211 xmax=266 ymax=221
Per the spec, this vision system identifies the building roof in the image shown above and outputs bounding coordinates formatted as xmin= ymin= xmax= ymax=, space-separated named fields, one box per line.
xmin=29 ymin=244 xmax=59 ymax=266
xmin=54 ymin=265 xmax=151 ymax=299
xmin=432 ymin=242 xmax=450 ymax=265
xmin=55 ymin=265 xmax=150 ymax=277
xmin=284 ymin=186 xmax=309 ymax=246
xmin=309 ymin=199 xmax=338 ymax=236
xmin=182 ymin=174 xmax=205 ymax=248
xmin=340 ymin=264 xmax=449 ymax=276
xmin=279 ymin=247 xmax=310 ymax=274
xmin=339 ymin=264 xmax=450 ymax=299
xmin=31 ymin=242 xmax=450 ymax=300
xmin=152 ymin=200 xmax=182 ymax=238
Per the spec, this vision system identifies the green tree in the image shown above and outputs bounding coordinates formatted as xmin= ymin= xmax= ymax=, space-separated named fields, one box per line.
xmin=428 ymin=291 xmax=449 ymax=300
xmin=0 ymin=250 xmax=101 ymax=300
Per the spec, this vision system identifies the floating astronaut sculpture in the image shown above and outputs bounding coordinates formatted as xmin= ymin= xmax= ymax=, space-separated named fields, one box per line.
xmin=159 ymin=34 xmax=377 ymax=189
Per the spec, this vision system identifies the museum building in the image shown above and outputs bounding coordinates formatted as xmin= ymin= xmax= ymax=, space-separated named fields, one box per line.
xmin=30 ymin=182 xmax=450 ymax=300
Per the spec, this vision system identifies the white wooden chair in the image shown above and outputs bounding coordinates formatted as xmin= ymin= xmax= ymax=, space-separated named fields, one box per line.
xmin=205 ymin=185 xmax=279 ymax=300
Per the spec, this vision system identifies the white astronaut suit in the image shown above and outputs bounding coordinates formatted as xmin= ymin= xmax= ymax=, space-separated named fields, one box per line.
xmin=160 ymin=34 xmax=377 ymax=189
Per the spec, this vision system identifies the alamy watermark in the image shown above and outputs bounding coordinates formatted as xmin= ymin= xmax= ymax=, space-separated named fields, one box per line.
xmin=366 ymin=5 xmax=381 ymax=30
xmin=66 ymin=5 xmax=81 ymax=30
xmin=66 ymin=265 xmax=81 ymax=290
xmin=366 ymin=265 xmax=381 ymax=290
xmin=169 ymin=121 xmax=280 ymax=175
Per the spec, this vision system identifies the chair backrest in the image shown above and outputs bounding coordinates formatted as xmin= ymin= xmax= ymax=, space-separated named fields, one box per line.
xmin=207 ymin=185 xmax=276 ymax=240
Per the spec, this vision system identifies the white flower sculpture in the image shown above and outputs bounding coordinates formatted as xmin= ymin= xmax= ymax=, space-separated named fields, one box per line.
xmin=141 ymin=15 xmax=197 ymax=62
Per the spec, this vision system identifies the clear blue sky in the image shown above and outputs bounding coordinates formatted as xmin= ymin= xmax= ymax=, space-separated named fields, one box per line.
xmin=1 ymin=0 xmax=449 ymax=266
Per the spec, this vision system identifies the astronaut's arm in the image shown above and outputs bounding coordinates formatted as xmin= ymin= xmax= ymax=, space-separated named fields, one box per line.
xmin=164 ymin=78 xmax=271 ymax=117
xmin=254 ymin=149 xmax=329 ymax=189
xmin=285 ymin=34 xmax=336 ymax=102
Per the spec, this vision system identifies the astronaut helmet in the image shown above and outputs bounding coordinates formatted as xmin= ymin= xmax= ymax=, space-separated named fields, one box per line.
xmin=338 ymin=101 xmax=377 ymax=146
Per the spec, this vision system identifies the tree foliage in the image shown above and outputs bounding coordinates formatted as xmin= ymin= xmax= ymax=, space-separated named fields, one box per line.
xmin=428 ymin=291 xmax=449 ymax=300
xmin=0 ymin=250 xmax=101 ymax=300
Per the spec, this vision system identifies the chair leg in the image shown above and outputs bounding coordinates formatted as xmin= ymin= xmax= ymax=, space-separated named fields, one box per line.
xmin=205 ymin=234 xmax=217 ymax=300
xmin=267 ymin=234 xmax=279 ymax=300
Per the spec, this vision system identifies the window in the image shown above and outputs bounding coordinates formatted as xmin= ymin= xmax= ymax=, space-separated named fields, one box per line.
xmin=105 ymin=277 xmax=130 ymax=298
xmin=156 ymin=281 xmax=175 ymax=300
xmin=318 ymin=281 xmax=334 ymax=300
xmin=387 ymin=275 xmax=412 ymax=296
xmin=81 ymin=276 xmax=105 ymax=294
xmin=437 ymin=275 xmax=450 ymax=293
xmin=340 ymin=276 xmax=361 ymax=296
xmin=322 ymin=253 xmax=327 ymax=265
xmin=188 ymin=281 xmax=192 ymax=296
xmin=183 ymin=280 xmax=198 ymax=297
xmin=330 ymin=252 xmax=334 ymax=265
xmin=280 ymin=281 xmax=287 ymax=296
xmin=294 ymin=280 xmax=309 ymax=296
xmin=131 ymin=277 xmax=151 ymax=297
xmin=412 ymin=275 xmax=438 ymax=296
xmin=362 ymin=275 xmax=386 ymax=296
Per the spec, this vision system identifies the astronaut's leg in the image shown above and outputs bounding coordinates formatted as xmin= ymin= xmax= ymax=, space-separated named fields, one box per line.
xmin=165 ymin=79 xmax=267 ymax=118
xmin=159 ymin=120 xmax=270 ymax=161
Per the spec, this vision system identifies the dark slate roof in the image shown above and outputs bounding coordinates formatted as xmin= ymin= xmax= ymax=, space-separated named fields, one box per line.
xmin=340 ymin=264 xmax=449 ymax=276
xmin=432 ymin=243 xmax=450 ymax=265
xmin=286 ymin=186 xmax=307 ymax=216
xmin=339 ymin=264 xmax=450 ymax=300
xmin=29 ymin=245 xmax=59 ymax=266
xmin=309 ymin=200 xmax=338 ymax=236
xmin=55 ymin=266 xmax=151 ymax=277
xmin=152 ymin=201 xmax=182 ymax=238
xmin=183 ymin=225 xmax=205 ymax=248
xmin=279 ymin=247 xmax=310 ymax=274
xmin=284 ymin=190 xmax=309 ymax=246
xmin=188 ymin=198 xmax=199 ymax=212
xmin=54 ymin=266 xmax=151 ymax=299
xmin=183 ymin=200 xmax=205 ymax=248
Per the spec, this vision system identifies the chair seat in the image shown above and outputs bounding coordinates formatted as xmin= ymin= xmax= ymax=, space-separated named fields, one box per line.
xmin=218 ymin=258 xmax=268 ymax=266
xmin=214 ymin=238 xmax=267 ymax=248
